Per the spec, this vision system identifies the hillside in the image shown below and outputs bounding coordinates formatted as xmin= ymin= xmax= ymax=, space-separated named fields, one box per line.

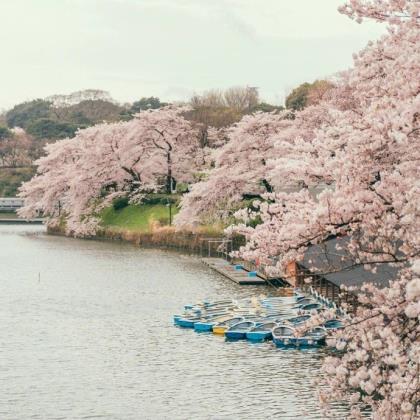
xmin=0 ymin=91 xmax=168 ymax=197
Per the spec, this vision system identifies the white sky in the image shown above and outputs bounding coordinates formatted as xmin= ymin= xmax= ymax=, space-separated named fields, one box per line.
xmin=0 ymin=0 xmax=385 ymax=110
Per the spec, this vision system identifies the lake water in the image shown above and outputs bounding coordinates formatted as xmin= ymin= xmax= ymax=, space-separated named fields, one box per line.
xmin=0 ymin=224 xmax=349 ymax=419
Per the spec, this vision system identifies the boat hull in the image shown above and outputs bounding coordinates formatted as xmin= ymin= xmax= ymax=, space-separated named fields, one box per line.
xmin=246 ymin=331 xmax=272 ymax=342
xmin=175 ymin=318 xmax=197 ymax=328
xmin=194 ymin=322 xmax=214 ymax=332
xmin=273 ymin=336 xmax=325 ymax=348
xmin=225 ymin=331 xmax=247 ymax=340
xmin=273 ymin=337 xmax=294 ymax=348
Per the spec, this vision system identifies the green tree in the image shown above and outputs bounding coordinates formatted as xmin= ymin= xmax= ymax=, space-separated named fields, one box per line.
xmin=120 ymin=97 xmax=168 ymax=121
xmin=26 ymin=118 xmax=79 ymax=140
xmin=0 ymin=126 xmax=12 ymax=140
xmin=285 ymin=83 xmax=312 ymax=110
xmin=251 ymin=102 xmax=284 ymax=113
xmin=6 ymin=99 xmax=52 ymax=129
xmin=285 ymin=80 xmax=334 ymax=110
xmin=62 ymin=100 xmax=124 ymax=124
xmin=131 ymin=97 xmax=167 ymax=112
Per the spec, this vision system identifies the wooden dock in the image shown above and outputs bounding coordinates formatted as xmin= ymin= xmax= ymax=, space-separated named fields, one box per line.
xmin=201 ymin=257 xmax=267 ymax=285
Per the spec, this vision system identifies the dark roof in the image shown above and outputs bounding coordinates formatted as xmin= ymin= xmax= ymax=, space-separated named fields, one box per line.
xmin=300 ymin=236 xmax=401 ymax=289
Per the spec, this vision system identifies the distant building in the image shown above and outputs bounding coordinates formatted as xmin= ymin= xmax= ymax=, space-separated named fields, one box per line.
xmin=286 ymin=236 xmax=401 ymax=311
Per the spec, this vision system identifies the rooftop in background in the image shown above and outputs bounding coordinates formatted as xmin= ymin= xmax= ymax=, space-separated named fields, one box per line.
xmin=301 ymin=236 xmax=401 ymax=290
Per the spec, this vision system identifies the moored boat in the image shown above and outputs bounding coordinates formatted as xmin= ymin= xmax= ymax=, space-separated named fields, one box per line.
xmin=175 ymin=316 xmax=201 ymax=328
xmin=212 ymin=317 xmax=244 ymax=335
xmin=323 ymin=319 xmax=344 ymax=330
xmin=273 ymin=324 xmax=327 ymax=347
xmin=298 ymin=302 xmax=323 ymax=313
xmin=225 ymin=320 xmax=260 ymax=340
xmin=291 ymin=327 xmax=327 ymax=347
xmin=246 ymin=321 xmax=278 ymax=342
xmin=194 ymin=315 xmax=235 ymax=332
xmin=272 ymin=324 xmax=296 ymax=347
xmin=175 ymin=311 xmax=232 ymax=329
xmin=292 ymin=298 xmax=316 ymax=309
xmin=284 ymin=314 xmax=311 ymax=326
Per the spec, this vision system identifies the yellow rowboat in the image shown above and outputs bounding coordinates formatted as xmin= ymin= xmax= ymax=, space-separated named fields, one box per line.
xmin=213 ymin=326 xmax=227 ymax=335
xmin=212 ymin=316 xmax=244 ymax=335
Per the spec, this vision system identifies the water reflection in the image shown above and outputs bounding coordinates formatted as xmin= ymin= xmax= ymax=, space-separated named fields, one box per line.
xmin=0 ymin=225 xmax=349 ymax=419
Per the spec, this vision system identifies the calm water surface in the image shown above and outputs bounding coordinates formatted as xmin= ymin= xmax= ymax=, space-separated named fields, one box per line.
xmin=0 ymin=225 xmax=348 ymax=419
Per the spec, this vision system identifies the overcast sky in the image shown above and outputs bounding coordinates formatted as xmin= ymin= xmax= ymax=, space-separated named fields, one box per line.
xmin=0 ymin=0 xmax=385 ymax=109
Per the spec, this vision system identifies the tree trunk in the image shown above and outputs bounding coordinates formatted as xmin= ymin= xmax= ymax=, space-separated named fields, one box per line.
xmin=166 ymin=152 xmax=172 ymax=194
xmin=262 ymin=179 xmax=273 ymax=193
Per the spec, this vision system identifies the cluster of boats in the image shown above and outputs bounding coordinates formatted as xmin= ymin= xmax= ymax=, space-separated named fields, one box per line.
xmin=173 ymin=293 xmax=345 ymax=348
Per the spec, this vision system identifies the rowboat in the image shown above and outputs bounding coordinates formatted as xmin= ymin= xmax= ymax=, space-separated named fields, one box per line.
xmin=273 ymin=324 xmax=327 ymax=347
xmin=298 ymin=302 xmax=323 ymax=313
xmin=323 ymin=319 xmax=344 ymax=330
xmin=194 ymin=314 xmax=235 ymax=332
xmin=292 ymin=298 xmax=316 ymax=309
xmin=203 ymin=299 xmax=233 ymax=307
xmin=212 ymin=317 xmax=244 ymax=335
xmin=246 ymin=321 xmax=278 ymax=342
xmin=272 ymin=324 xmax=296 ymax=347
xmin=284 ymin=314 xmax=311 ymax=325
xmin=174 ymin=316 xmax=201 ymax=328
xmin=225 ymin=320 xmax=260 ymax=340
xmin=291 ymin=327 xmax=327 ymax=347
xmin=324 ymin=319 xmax=345 ymax=347
xmin=175 ymin=310 xmax=232 ymax=329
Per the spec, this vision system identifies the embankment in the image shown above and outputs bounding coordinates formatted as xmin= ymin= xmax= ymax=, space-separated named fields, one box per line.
xmin=47 ymin=203 xmax=243 ymax=255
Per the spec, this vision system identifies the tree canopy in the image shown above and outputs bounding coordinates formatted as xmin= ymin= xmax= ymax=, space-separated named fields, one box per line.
xmin=285 ymin=80 xmax=334 ymax=110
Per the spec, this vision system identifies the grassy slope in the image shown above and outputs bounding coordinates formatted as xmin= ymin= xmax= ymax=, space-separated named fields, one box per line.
xmin=100 ymin=204 xmax=178 ymax=233
xmin=99 ymin=203 xmax=224 ymax=237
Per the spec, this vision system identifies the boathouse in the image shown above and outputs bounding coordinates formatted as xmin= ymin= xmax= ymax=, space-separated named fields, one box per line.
xmin=287 ymin=236 xmax=401 ymax=311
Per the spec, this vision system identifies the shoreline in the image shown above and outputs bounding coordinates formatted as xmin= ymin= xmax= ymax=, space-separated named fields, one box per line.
xmin=47 ymin=224 xmax=244 ymax=257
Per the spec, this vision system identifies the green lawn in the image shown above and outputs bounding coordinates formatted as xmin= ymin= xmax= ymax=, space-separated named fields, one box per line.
xmin=100 ymin=204 xmax=178 ymax=232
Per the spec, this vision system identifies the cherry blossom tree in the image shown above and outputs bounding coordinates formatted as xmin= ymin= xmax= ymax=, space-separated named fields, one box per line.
xmin=0 ymin=127 xmax=33 ymax=167
xmin=18 ymin=136 xmax=82 ymax=222
xmin=175 ymin=100 xmax=344 ymax=228
xmin=226 ymin=1 xmax=419 ymax=417
xmin=18 ymin=107 xmax=204 ymax=236
xmin=129 ymin=107 xmax=205 ymax=193
xmin=175 ymin=111 xmax=298 ymax=227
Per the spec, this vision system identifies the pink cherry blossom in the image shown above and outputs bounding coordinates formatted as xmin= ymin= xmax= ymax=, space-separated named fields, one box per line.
xmin=18 ymin=107 xmax=205 ymax=236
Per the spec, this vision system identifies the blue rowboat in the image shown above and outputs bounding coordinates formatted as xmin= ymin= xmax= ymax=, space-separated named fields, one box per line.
xmin=290 ymin=327 xmax=327 ymax=347
xmin=212 ymin=316 xmax=245 ymax=335
xmin=246 ymin=321 xmax=278 ymax=342
xmin=292 ymin=298 xmax=316 ymax=309
xmin=272 ymin=324 xmax=296 ymax=348
xmin=285 ymin=314 xmax=311 ymax=325
xmin=323 ymin=319 xmax=344 ymax=330
xmin=175 ymin=316 xmax=200 ymax=328
xmin=194 ymin=315 xmax=234 ymax=332
xmin=225 ymin=321 xmax=260 ymax=340
xmin=203 ymin=299 xmax=233 ymax=307
xmin=273 ymin=325 xmax=327 ymax=348
xmin=299 ymin=303 xmax=323 ymax=313
xmin=177 ymin=310 xmax=233 ymax=329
